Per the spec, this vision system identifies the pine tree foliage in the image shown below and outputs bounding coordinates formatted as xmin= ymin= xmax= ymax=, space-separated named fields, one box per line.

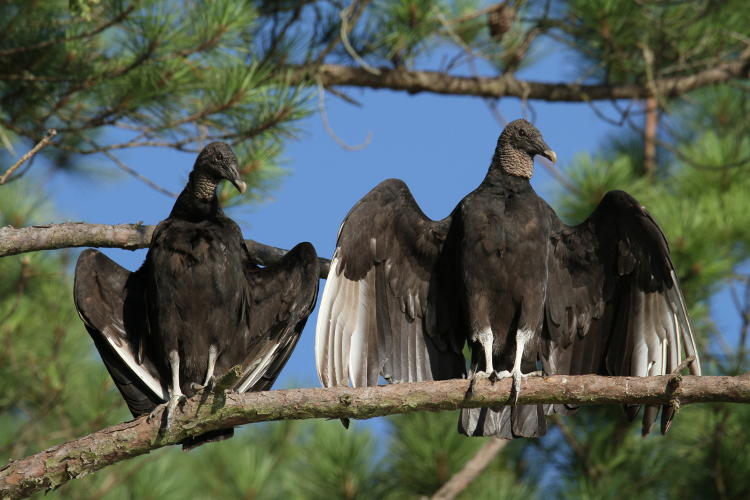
xmin=0 ymin=0 xmax=311 ymax=201
xmin=0 ymin=182 xmax=127 ymax=464
xmin=2 ymin=1 xmax=750 ymax=499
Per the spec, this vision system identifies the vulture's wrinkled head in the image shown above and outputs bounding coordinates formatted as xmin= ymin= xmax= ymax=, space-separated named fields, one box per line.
xmin=194 ymin=142 xmax=247 ymax=194
xmin=494 ymin=119 xmax=556 ymax=178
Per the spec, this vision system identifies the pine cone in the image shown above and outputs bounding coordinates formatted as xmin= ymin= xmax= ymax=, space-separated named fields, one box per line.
xmin=487 ymin=4 xmax=515 ymax=41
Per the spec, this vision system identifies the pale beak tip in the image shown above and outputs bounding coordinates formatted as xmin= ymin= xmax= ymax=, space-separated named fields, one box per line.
xmin=543 ymin=149 xmax=557 ymax=165
xmin=233 ymin=179 xmax=247 ymax=194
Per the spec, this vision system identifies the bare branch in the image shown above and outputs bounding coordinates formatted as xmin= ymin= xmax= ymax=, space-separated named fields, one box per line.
xmin=302 ymin=47 xmax=750 ymax=101
xmin=0 ymin=129 xmax=57 ymax=184
xmin=431 ymin=437 xmax=508 ymax=500
xmin=0 ymin=223 xmax=331 ymax=277
xmin=97 ymin=147 xmax=178 ymax=199
xmin=1 ymin=375 xmax=749 ymax=499
xmin=316 ymin=78 xmax=373 ymax=151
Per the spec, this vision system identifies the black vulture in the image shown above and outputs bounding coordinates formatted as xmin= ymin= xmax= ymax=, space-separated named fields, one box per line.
xmin=74 ymin=142 xmax=319 ymax=448
xmin=315 ymin=119 xmax=701 ymax=438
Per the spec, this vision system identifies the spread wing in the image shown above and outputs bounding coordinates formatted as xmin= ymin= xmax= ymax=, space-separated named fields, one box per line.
xmin=542 ymin=190 xmax=701 ymax=434
xmin=74 ymin=249 xmax=167 ymax=416
xmin=234 ymin=241 xmax=320 ymax=392
xmin=315 ymin=178 xmax=465 ymax=388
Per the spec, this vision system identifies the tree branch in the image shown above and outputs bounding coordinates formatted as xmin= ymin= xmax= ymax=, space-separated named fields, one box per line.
xmin=1 ymin=375 xmax=749 ymax=499
xmin=301 ymin=47 xmax=750 ymax=101
xmin=0 ymin=129 xmax=57 ymax=184
xmin=431 ymin=437 xmax=508 ymax=500
xmin=0 ymin=223 xmax=331 ymax=277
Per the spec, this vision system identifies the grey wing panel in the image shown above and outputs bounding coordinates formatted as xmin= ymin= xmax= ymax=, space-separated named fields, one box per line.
xmin=315 ymin=179 xmax=465 ymax=388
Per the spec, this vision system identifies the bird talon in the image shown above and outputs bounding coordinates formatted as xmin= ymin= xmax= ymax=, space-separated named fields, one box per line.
xmin=146 ymin=406 xmax=162 ymax=424
xmin=165 ymin=394 xmax=187 ymax=428
xmin=468 ymin=370 xmax=491 ymax=394
xmin=512 ymin=372 xmax=522 ymax=405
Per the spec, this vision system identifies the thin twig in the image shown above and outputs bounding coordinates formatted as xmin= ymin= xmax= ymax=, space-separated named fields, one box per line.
xmin=315 ymin=0 xmax=372 ymax=65
xmin=672 ymin=356 xmax=697 ymax=375
xmin=339 ymin=1 xmax=380 ymax=75
xmin=431 ymin=438 xmax=508 ymax=499
xmin=449 ymin=3 xmax=508 ymax=25
xmin=317 ymin=78 xmax=373 ymax=151
xmin=549 ymin=415 xmax=597 ymax=480
xmin=0 ymin=129 xmax=57 ymax=184
xmin=97 ymin=147 xmax=178 ymax=198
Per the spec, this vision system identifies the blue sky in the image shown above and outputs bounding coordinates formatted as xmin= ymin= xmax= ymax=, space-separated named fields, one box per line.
xmin=47 ymin=88 xmax=613 ymax=386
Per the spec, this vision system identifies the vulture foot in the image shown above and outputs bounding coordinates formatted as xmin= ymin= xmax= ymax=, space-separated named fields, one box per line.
xmin=145 ymin=392 xmax=187 ymax=427
xmin=189 ymin=376 xmax=215 ymax=392
xmin=165 ymin=393 xmax=187 ymax=428
xmin=467 ymin=370 xmax=499 ymax=395
xmin=495 ymin=368 xmax=543 ymax=404
xmin=472 ymin=370 xmax=498 ymax=382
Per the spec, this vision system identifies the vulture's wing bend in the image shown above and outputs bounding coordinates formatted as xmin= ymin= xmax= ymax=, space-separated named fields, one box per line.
xmin=543 ymin=190 xmax=701 ymax=434
xmin=74 ymin=249 xmax=167 ymax=416
xmin=235 ymin=242 xmax=320 ymax=392
xmin=315 ymin=178 xmax=465 ymax=388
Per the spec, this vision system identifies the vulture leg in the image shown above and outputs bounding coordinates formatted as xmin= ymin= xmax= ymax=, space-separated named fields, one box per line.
xmin=203 ymin=345 xmax=218 ymax=388
xmin=165 ymin=350 xmax=187 ymax=427
xmin=191 ymin=345 xmax=218 ymax=391
xmin=145 ymin=349 xmax=186 ymax=426
xmin=472 ymin=328 xmax=495 ymax=379
xmin=496 ymin=329 xmax=543 ymax=404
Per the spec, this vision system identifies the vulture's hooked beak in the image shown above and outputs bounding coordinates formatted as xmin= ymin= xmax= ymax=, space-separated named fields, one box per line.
xmin=231 ymin=178 xmax=247 ymax=194
xmin=534 ymin=139 xmax=557 ymax=165
xmin=540 ymin=149 xmax=557 ymax=165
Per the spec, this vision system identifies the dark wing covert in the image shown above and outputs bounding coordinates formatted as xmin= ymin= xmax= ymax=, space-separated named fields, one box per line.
xmin=74 ymin=249 xmax=167 ymax=416
xmin=543 ymin=190 xmax=701 ymax=434
xmin=235 ymin=241 xmax=320 ymax=392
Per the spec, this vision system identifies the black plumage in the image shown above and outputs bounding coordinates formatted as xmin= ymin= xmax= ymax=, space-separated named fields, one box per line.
xmin=315 ymin=119 xmax=701 ymax=438
xmin=75 ymin=142 xmax=319 ymax=448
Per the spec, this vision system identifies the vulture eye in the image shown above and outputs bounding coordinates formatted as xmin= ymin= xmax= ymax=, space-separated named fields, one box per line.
xmin=518 ymin=129 xmax=527 ymax=137
xmin=214 ymin=153 xmax=223 ymax=163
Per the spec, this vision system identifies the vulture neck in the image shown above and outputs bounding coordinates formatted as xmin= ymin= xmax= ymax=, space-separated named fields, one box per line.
xmin=170 ymin=170 xmax=222 ymax=220
xmin=484 ymin=145 xmax=534 ymax=188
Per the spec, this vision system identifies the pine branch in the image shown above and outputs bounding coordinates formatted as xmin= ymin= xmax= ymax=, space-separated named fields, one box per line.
xmin=1 ymin=375 xmax=749 ymax=499
xmin=299 ymin=47 xmax=750 ymax=101
xmin=0 ymin=223 xmax=331 ymax=277
xmin=0 ymin=6 xmax=136 ymax=57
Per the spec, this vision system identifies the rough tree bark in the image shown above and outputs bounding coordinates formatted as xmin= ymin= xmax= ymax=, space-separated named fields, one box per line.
xmin=1 ymin=374 xmax=749 ymax=499
xmin=0 ymin=223 xmax=331 ymax=277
